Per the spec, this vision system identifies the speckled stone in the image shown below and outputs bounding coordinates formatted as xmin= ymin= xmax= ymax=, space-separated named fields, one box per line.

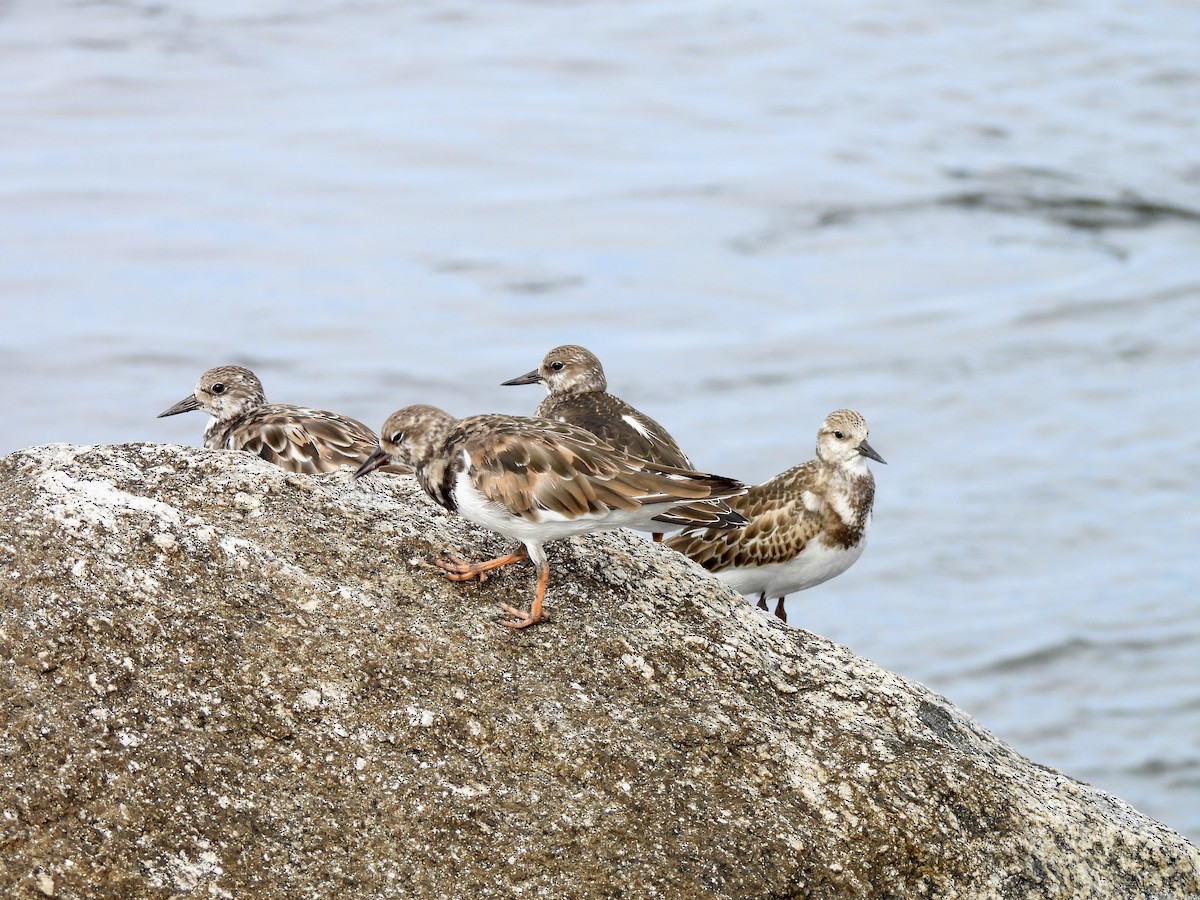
xmin=1 ymin=442 xmax=1197 ymax=899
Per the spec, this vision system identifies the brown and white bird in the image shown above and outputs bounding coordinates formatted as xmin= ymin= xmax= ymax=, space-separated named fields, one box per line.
xmin=353 ymin=404 xmax=748 ymax=628
xmin=666 ymin=409 xmax=884 ymax=623
xmin=502 ymin=344 xmax=714 ymax=541
xmin=157 ymin=365 xmax=400 ymax=474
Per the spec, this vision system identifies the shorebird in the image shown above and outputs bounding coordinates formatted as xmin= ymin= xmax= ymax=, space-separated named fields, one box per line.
xmin=502 ymin=344 xmax=713 ymax=541
xmin=157 ymin=365 xmax=402 ymax=474
xmin=665 ymin=409 xmax=884 ymax=623
xmin=354 ymin=404 xmax=747 ymax=628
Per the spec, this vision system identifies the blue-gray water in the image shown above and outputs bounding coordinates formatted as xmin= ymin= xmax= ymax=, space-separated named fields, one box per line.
xmin=3 ymin=0 xmax=1198 ymax=843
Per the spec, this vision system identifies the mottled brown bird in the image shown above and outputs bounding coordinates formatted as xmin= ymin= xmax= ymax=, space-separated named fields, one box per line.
xmin=666 ymin=409 xmax=884 ymax=623
xmin=354 ymin=404 xmax=747 ymax=628
xmin=158 ymin=365 xmax=403 ymax=474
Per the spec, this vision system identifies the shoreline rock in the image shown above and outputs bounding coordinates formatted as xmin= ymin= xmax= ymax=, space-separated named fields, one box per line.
xmin=1 ymin=442 xmax=1197 ymax=898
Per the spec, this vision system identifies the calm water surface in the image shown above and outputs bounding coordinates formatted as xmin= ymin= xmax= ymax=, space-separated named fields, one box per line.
xmin=2 ymin=0 xmax=1199 ymax=841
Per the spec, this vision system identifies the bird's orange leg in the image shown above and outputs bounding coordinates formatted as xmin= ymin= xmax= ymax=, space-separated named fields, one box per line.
xmin=652 ymin=532 xmax=665 ymax=543
xmin=774 ymin=597 xmax=788 ymax=623
xmin=436 ymin=546 xmax=528 ymax=583
xmin=756 ymin=593 xmax=769 ymax=612
xmin=498 ymin=562 xmax=550 ymax=629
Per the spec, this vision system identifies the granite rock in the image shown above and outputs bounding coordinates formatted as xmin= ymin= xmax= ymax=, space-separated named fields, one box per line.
xmin=0 ymin=442 xmax=1197 ymax=899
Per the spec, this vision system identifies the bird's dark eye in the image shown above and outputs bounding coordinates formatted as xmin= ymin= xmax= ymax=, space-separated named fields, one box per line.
xmin=211 ymin=383 xmax=226 ymax=395
xmin=389 ymin=432 xmax=403 ymax=444
xmin=549 ymin=361 xmax=565 ymax=371
xmin=833 ymin=430 xmax=845 ymax=439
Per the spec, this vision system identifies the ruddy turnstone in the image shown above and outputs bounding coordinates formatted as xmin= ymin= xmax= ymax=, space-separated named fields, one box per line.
xmin=665 ymin=409 xmax=884 ymax=623
xmin=502 ymin=345 xmax=711 ymax=541
xmin=353 ymin=404 xmax=748 ymax=628
xmin=157 ymin=365 xmax=400 ymax=475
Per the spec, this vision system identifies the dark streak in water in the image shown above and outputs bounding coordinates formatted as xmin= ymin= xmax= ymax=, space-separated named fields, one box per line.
xmin=1015 ymin=284 xmax=1200 ymax=326
xmin=504 ymin=276 xmax=585 ymax=295
xmin=732 ymin=181 xmax=1200 ymax=255
xmin=937 ymin=191 xmax=1200 ymax=231
xmin=968 ymin=633 xmax=1196 ymax=678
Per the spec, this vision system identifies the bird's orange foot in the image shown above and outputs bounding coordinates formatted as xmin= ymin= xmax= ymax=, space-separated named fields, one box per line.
xmin=436 ymin=556 xmax=488 ymax=583
xmin=435 ymin=548 xmax=527 ymax=584
xmin=496 ymin=603 xmax=547 ymax=629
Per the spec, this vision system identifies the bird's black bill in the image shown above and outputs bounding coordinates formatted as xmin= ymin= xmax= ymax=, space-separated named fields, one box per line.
xmin=500 ymin=369 xmax=542 ymax=387
xmin=858 ymin=440 xmax=886 ymax=464
xmin=157 ymin=395 xmax=202 ymax=418
xmin=353 ymin=447 xmax=391 ymax=480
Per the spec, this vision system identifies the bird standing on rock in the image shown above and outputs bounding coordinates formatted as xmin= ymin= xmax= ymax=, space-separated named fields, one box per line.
xmin=354 ymin=404 xmax=748 ymax=628
xmin=666 ymin=409 xmax=884 ymax=623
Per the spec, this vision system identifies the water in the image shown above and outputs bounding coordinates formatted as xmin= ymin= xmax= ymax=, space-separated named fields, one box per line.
xmin=3 ymin=0 xmax=1199 ymax=841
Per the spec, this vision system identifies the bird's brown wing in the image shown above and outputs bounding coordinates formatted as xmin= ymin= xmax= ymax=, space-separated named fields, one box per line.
xmin=233 ymin=406 xmax=403 ymax=474
xmin=665 ymin=462 xmax=826 ymax=572
xmin=539 ymin=393 xmax=693 ymax=469
xmin=460 ymin=415 xmax=738 ymax=522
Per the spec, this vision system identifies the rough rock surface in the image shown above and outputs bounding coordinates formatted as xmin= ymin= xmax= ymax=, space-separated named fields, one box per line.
xmin=0 ymin=442 xmax=1197 ymax=900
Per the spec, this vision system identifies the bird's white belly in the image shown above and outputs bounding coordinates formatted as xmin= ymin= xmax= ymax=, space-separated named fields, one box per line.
xmin=716 ymin=537 xmax=867 ymax=599
xmin=453 ymin=469 xmax=654 ymax=544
